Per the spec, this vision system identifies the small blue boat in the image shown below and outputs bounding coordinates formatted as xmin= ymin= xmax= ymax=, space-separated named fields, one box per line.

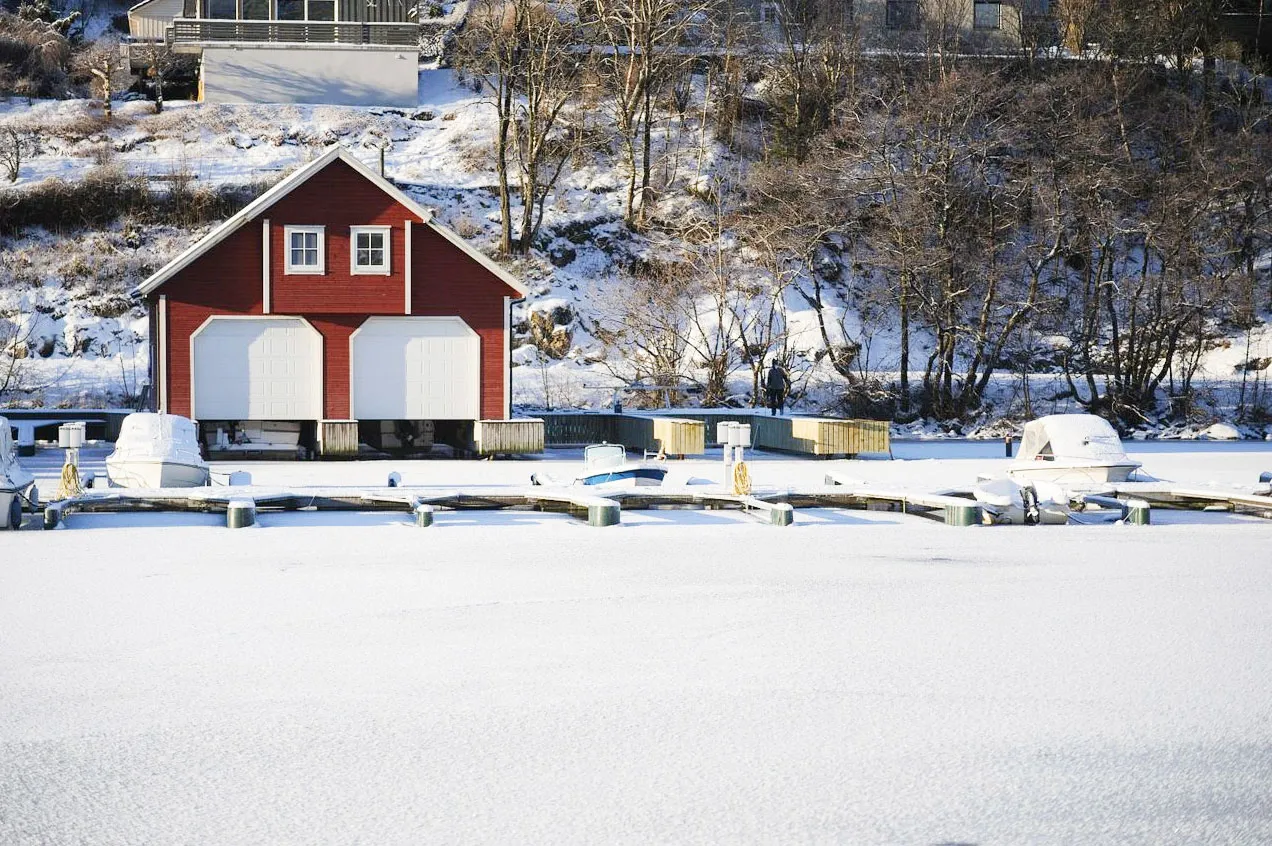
xmin=577 ymin=443 xmax=667 ymax=487
xmin=531 ymin=443 xmax=667 ymax=488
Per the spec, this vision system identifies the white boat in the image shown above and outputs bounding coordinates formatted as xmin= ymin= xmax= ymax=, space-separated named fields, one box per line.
xmin=1 ymin=417 xmax=38 ymax=528
xmin=531 ymin=443 xmax=667 ymax=488
xmin=1 ymin=417 xmax=37 ymax=528
xmin=974 ymin=477 xmax=1070 ymax=525
xmin=1007 ymin=414 xmax=1142 ymax=486
xmin=106 ymin=413 xmax=211 ymax=489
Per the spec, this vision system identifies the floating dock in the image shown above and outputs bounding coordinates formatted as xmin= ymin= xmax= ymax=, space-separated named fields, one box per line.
xmin=36 ymin=479 xmax=1007 ymax=530
xmin=1104 ymin=482 xmax=1272 ymax=519
xmin=32 ymin=470 xmax=1272 ymax=532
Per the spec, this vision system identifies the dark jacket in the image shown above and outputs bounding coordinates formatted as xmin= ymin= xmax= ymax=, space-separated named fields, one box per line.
xmin=765 ymin=365 xmax=790 ymax=392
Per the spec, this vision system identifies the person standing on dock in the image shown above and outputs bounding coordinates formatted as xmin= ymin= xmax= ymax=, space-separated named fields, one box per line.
xmin=765 ymin=361 xmax=791 ymax=416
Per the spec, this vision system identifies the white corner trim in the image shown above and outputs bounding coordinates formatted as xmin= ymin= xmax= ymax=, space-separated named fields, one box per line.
xmin=158 ymin=294 xmax=168 ymax=413
xmin=262 ymin=218 xmax=271 ymax=314
xmin=404 ymin=219 xmax=412 ymax=315
xmin=349 ymin=225 xmax=392 ymax=276
xmin=283 ymin=225 xmax=326 ymax=275
xmin=503 ymin=296 xmax=511 ymax=419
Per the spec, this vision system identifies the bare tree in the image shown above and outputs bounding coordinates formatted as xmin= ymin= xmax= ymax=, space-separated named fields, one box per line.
xmin=761 ymin=0 xmax=857 ymax=162
xmin=75 ymin=37 xmax=126 ymax=121
xmin=456 ymin=0 xmax=583 ymax=255
xmin=588 ymin=0 xmax=714 ymax=227
xmin=131 ymin=40 xmax=194 ymax=114
xmin=595 ymin=263 xmax=691 ymax=397
xmin=0 ymin=127 xmax=37 ymax=182
xmin=0 ymin=307 xmax=39 ymax=402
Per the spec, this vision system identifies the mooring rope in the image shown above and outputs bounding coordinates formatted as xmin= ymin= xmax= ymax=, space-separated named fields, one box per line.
xmin=732 ymin=461 xmax=751 ymax=496
xmin=54 ymin=461 xmax=83 ymax=501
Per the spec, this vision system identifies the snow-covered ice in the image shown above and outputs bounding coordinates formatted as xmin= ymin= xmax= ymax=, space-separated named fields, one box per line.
xmin=2 ymin=445 xmax=1272 ymax=843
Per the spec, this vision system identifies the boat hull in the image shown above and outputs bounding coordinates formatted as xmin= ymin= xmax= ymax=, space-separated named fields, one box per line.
xmin=1007 ymin=461 xmax=1140 ymax=486
xmin=579 ymin=467 xmax=667 ymax=487
xmin=106 ymin=458 xmax=211 ymax=489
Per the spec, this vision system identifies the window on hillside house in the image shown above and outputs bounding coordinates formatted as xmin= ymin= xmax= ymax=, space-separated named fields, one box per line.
xmin=242 ymin=0 xmax=268 ymax=19
xmin=308 ymin=0 xmax=335 ymax=20
xmin=285 ymin=226 xmax=325 ymax=274
xmin=886 ymin=0 xmax=919 ymax=30
xmin=974 ymin=0 xmax=1002 ymax=29
xmin=351 ymin=227 xmax=390 ymax=274
xmin=207 ymin=0 xmax=236 ymax=18
xmin=276 ymin=0 xmax=304 ymax=20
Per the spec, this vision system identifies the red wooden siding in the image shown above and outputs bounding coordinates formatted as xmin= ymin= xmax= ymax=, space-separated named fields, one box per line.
xmin=269 ymin=160 xmax=407 ymax=315
xmin=152 ymin=155 xmax=519 ymax=422
xmin=161 ymin=229 xmax=265 ymax=419
xmin=408 ymin=224 xmax=512 ymax=420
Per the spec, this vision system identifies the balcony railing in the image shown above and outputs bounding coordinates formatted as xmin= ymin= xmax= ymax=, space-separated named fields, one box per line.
xmin=170 ymin=19 xmax=418 ymax=46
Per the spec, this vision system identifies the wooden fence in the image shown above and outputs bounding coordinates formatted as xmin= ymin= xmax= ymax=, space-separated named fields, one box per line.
xmin=537 ymin=412 xmax=889 ymax=458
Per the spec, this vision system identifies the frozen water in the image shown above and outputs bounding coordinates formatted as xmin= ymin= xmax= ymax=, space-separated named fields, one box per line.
xmin=2 ymin=446 xmax=1271 ymax=843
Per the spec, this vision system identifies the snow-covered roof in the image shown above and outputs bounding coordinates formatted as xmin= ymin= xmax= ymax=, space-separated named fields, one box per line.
xmin=133 ymin=145 xmax=528 ymax=298
xmin=1018 ymin=414 xmax=1131 ymax=463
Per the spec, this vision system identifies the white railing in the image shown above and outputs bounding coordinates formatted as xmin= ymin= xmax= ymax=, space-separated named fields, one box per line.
xmin=170 ymin=18 xmax=418 ymax=46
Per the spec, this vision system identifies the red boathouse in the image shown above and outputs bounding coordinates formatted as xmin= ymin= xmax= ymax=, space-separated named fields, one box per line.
xmin=135 ymin=145 xmax=528 ymax=455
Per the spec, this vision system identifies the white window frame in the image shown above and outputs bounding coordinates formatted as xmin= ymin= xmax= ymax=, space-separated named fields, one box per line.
xmin=284 ymin=225 xmax=325 ymax=275
xmin=350 ymin=226 xmax=392 ymax=276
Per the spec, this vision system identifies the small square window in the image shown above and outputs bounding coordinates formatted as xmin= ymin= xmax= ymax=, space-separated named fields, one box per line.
xmin=284 ymin=225 xmax=325 ymax=274
xmin=886 ymin=0 xmax=919 ymax=30
xmin=974 ymin=0 xmax=1002 ymax=29
xmin=350 ymin=227 xmax=391 ymax=275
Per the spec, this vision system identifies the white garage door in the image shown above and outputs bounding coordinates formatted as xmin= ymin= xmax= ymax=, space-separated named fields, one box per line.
xmin=351 ymin=317 xmax=480 ymax=419
xmin=192 ymin=317 xmax=323 ymax=420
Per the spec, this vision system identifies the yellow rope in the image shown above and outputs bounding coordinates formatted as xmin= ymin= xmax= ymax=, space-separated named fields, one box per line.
xmin=732 ymin=461 xmax=751 ymax=496
xmin=55 ymin=460 xmax=83 ymax=501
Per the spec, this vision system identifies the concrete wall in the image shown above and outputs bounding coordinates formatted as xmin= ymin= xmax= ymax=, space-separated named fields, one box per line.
xmin=200 ymin=45 xmax=418 ymax=106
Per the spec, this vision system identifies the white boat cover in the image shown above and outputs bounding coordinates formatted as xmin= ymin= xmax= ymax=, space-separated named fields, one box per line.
xmin=1017 ymin=414 xmax=1132 ymax=465
xmin=0 ymin=416 xmax=35 ymax=491
xmin=111 ymin=413 xmax=206 ymax=467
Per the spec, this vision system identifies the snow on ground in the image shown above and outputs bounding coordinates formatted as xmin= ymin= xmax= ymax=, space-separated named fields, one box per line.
xmin=3 ymin=445 xmax=1272 ymax=843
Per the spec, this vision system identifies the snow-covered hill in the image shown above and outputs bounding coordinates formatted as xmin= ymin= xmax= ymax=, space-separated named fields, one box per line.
xmin=2 ymin=70 xmax=1271 ymax=437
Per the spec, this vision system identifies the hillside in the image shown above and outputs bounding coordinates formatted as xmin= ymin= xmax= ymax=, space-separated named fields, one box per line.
xmin=2 ymin=67 xmax=1271 ymax=438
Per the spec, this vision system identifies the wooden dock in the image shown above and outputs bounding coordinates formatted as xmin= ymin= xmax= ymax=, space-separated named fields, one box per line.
xmin=1106 ymin=482 xmax=1272 ymax=518
xmin=821 ymin=472 xmax=983 ymax=525
xmin=539 ymin=412 xmax=888 ymax=458
xmin=41 ymin=486 xmax=627 ymax=529
xmin=37 ymin=479 xmax=1004 ymax=531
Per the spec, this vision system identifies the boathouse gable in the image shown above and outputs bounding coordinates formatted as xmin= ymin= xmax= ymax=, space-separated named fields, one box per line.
xmin=137 ymin=146 xmax=526 ymax=446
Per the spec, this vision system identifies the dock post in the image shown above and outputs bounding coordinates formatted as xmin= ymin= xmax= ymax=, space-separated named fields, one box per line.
xmin=944 ymin=503 xmax=982 ymax=527
xmin=588 ymin=501 xmax=621 ymax=527
xmin=414 ymin=503 xmax=434 ymax=527
xmin=226 ymin=498 xmax=256 ymax=529
xmin=1125 ymin=499 xmax=1150 ymax=525
xmin=43 ymin=502 xmax=64 ymax=530
xmin=769 ymin=502 xmax=794 ymax=527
